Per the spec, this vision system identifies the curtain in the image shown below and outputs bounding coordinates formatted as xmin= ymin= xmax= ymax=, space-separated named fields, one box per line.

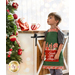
xmin=14 ymin=0 xmax=69 ymax=30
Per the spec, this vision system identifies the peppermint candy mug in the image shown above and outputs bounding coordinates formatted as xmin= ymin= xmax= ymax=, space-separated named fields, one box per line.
xmin=31 ymin=23 xmax=40 ymax=30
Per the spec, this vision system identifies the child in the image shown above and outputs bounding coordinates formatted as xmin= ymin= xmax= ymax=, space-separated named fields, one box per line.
xmin=41 ymin=12 xmax=65 ymax=75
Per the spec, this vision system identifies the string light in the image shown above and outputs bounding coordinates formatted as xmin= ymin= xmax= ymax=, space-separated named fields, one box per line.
xmin=52 ymin=3 xmax=57 ymax=8
xmin=26 ymin=57 xmax=30 ymax=61
xmin=24 ymin=68 xmax=30 ymax=72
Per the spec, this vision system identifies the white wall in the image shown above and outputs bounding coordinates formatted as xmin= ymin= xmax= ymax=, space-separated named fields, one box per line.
xmin=14 ymin=0 xmax=69 ymax=30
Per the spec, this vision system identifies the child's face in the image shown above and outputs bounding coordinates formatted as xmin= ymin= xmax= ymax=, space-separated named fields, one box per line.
xmin=47 ymin=16 xmax=58 ymax=25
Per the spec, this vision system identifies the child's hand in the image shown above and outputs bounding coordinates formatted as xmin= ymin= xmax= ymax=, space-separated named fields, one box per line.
xmin=54 ymin=53 xmax=59 ymax=59
xmin=41 ymin=54 xmax=44 ymax=60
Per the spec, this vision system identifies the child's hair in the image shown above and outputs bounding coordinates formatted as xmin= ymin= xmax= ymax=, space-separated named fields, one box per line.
xmin=48 ymin=12 xmax=61 ymax=26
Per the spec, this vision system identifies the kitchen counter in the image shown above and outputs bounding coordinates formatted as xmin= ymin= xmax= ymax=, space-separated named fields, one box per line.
xmin=18 ymin=30 xmax=46 ymax=34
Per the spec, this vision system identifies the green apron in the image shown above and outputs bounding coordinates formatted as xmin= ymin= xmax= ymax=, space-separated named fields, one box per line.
xmin=42 ymin=30 xmax=64 ymax=69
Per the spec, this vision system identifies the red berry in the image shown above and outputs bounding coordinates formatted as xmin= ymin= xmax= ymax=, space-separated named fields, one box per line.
xmin=8 ymin=55 xmax=10 ymax=57
xmin=9 ymin=48 xmax=13 ymax=51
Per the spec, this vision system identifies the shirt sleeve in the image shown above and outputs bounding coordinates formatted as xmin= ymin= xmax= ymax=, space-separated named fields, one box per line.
xmin=58 ymin=30 xmax=65 ymax=44
xmin=44 ymin=30 xmax=48 ymax=41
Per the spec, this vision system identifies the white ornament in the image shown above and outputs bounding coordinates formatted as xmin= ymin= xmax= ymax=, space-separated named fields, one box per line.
xmin=6 ymin=51 xmax=12 ymax=55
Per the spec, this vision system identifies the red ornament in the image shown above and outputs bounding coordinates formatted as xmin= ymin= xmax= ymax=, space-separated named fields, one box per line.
xmin=12 ymin=2 xmax=18 ymax=9
xmin=13 ymin=14 xmax=18 ymax=19
xmin=9 ymin=48 xmax=13 ymax=51
xmin=18 ymin=51 xmax=22 ymax=55
xmin=18 ymin=48 xmax=22 ymax=52
xmin=9 ymin=35 xmax=16 ymax=42
xmin=8 ymin=55 xmax=10 ymax=57
xmin=6 ymin=0 xmax=9 ymax=5
xmin=9 ymin=35 xmax=21 ymax=47
xmin=18 ymin=49 xmax=22 ymax=55
xmin=7 ymin=9 xmax=10 ymax=14
xmin=13 ymin=31 xmax=18 ymax=36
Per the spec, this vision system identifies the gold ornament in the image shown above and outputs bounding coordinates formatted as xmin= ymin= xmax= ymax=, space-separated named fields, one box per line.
xmin=8 ymin=61 xmax=20 ymax=72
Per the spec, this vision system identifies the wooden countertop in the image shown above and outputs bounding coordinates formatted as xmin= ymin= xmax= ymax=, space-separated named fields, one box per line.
xmin=18 ymin=30 xmax=46 ymax=34
xmin=18 ymin=30 xmax=69 ymax=34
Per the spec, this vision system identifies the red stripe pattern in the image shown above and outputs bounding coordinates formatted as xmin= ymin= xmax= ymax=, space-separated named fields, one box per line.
xmin=42 ymin=66 xmax=64 ymax=69
xmin=48 ymin=28 xmax=58 ymax=32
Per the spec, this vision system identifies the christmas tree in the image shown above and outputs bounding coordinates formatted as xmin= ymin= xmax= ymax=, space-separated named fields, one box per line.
xmin=6 ymin=0 xmax=23 ymax=64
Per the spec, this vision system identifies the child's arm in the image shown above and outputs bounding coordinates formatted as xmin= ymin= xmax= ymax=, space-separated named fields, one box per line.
xmin=54 ymin=30 xmax=65 ymax=59
xmin=41 ymin=41 xmax=46 ymax=60
xmin=54 ymin=44 xmax=63 ymax=59
xmin=41 ymin=30 xmax=48 ymax=60
xmin=42 ymin=41 xmax=46 ymax=55
xmin=42 ymin=30 xmax=48 ymax=55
